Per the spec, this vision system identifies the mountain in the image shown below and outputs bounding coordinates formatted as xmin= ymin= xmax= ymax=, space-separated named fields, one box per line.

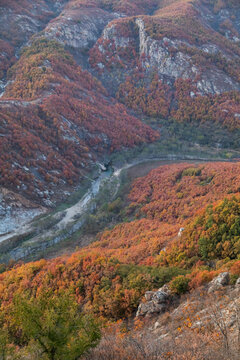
xmin=1 ymin=0 xmax=240 ymax=217
xmin=1 ymin=1 xmax=240 ymax=359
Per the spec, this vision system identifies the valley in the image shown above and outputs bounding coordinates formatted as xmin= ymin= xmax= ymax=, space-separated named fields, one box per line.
xmin=1 ymin=1 xmax=240 ymax=359
xmin=0 ymin=152 xmax=225 ymax=263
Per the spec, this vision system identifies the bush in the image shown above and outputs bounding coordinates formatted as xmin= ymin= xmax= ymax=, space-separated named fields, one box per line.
xmin=169 ymin=275 xmax=190 ymax=294
xmin=6 ymin=290 xmax=101 ymax=360
xmin=182 ymin=167 xmax=201 ymax=177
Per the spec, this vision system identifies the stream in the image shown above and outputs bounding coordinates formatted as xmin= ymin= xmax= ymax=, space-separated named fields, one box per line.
xmin=0 ymin=155 xmax=230 ymax=262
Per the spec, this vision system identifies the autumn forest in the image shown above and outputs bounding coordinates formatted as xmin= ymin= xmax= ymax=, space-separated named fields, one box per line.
xmin=1 ymin=0 xmax=240 ymax=359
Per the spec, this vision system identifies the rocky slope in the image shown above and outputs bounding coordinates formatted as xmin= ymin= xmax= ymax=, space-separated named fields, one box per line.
xmin=1 ymin=0 xmax=240 ymax=231
xmin=90 ymin=0 xmax=240 ymax=128
xmin=0 ymin=0 xmax=161 ymax=232
xmin=85 ymin=272 xmax=240 ymax=359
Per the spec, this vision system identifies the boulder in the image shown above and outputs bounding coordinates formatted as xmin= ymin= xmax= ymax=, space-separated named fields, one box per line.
xmin=154 ymin=321 xmax=161 ymax=329
xmin=136 ymin=288 xmax=171 ymax=317
xmin=214 ymin=272 xmax=230 ymax=286
xmin=235 ymin=278 xmax=240 ymax=287
xmin=145 ymin=291 xmax=155 ymax=301
xmin=136 ymin=301 xmax=167 ymax=317
xmin=208 ymin=272 xmax=230 ymax=293
xmin=158 ymin=284 xmax=171 ymax=295
xmin=152 ymin=291 xmax=169 ymax=304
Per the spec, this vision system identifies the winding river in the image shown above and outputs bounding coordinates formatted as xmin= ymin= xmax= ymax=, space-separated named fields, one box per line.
xmin=0 ymin=155 xmax=230 ymax=262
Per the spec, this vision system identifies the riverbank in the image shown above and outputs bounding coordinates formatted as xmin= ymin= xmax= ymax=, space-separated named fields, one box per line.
xmin=1 ymin=149 xmax=239 ymax=264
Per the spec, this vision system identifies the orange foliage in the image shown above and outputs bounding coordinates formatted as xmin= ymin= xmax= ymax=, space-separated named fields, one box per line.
xmin=129 ymin=162 xmax=240 ymax=223
xmin=1 ymin=161 xmax=240 ymax=321
xmin=0 ymin=252 xmax=182 ymax=320
xmin=117 ymin=73 xmax=172 ymax=118
xmin=89 ymin=0 xmax=240 ymax=130
xmin=94 ymin=219 xmax=179 ymax=265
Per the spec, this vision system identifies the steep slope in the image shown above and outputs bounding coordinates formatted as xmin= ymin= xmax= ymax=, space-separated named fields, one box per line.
xmin=0 ymin=0 xmax=66 ymax=80
xmin=0 ymin=38 xmax=158 ymax=208
xmin=94 ymin=162 xmax=240 ymax=265
xmin=1 ymin=162 xmax=240 ymax=317
xmin=1 ymin=161 xmax=240 ymax=358
xmin=90 ymin=0 xmax=240 ymax=129
xmin=1 ymin=0 xmax=240 ymax=225
xmin=0 ymin=0 xmax=166 ymax=228
xmin=1 ymin=2 xmax=240 ymax=357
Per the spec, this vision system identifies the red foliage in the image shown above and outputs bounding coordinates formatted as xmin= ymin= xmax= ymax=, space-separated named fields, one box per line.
xmin=117 ymin=73 xmax=172 ymax=118
xmin=1 ymin=161 xmax=240 ymax=321
xmin=89 ymin=18 xmax=139 ymax=72
xmin=173 ymin=79 xmax=240 ymax=130
xmin=129 ymin=162 xmax=240 ymax=223
xmin=0 ymin=39 xmax=159 ymax=201
xmin=0 ymin=40 xmax=15 ymax=77
xmin=94 ymin=219 xmax=179 ymax=265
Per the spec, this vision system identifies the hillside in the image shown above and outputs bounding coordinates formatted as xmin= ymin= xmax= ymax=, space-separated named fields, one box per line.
xmin=1 ymin=162 xmax=240 ymax=358
xmin=1 ymin=0 xmax=240 ymax=231
xmin=91 ymin=0 xmax=240 ymax=129
xmin=1 ymin=1 xmax=240 ymax=358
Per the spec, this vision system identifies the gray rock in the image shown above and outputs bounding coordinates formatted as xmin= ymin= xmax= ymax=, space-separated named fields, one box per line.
xmin=154 ymin=321 xmax=161 ymax=329
xmin=158 ymin=284 xmax=172 ymax=295
xmin=44 ymin=8 xmax=118 ymax=51
xmin=136 ymin=301 xmax=167 ymax=317
xmin=152 ymin=291 xmax=169 ymax=304
xmin=134 ymin=17 xmax=240 ymax=95
xmin=208 ymin=283 xmax=223 ymax=293
xmin=208 ymin=272 xmax=230 ymax=293
xmin=235 ymin=278 xmax=240 ymax=287
xmin=214 ymin=272 xmax=230 ymax=286
xmin=145 ymin=291 xmax=155 ymax=301
xmin=137 ymin=288 xmax=171 ymax=317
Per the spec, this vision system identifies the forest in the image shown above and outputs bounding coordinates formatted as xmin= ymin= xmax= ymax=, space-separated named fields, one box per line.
xmin=1 ymin=0 xmax=240 ymax=359
xmin=1 ymin=162 xmax=240 ymax=358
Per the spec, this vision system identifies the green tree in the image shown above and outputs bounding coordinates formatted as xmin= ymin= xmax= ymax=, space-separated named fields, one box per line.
xmin=0 ymin=324 xmax=9 ymax=360
xmin=9 ymin=290 xmax=101 ymax=360
xmin=169 ymin=275 xmax=190 ymax=295
xmin=0 ymin=311 xmax=15 ymax=360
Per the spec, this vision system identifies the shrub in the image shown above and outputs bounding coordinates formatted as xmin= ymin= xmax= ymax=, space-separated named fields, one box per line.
xmin=182 ymin=167 xmax=202 ymax=177
xmin=7 ymin=289 xmax=101 ymax=360
xmin=169 ymin=275 xmax=190 ymax=294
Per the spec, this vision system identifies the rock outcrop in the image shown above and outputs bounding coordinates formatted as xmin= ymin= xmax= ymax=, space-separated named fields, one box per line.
xmin=44 ymin=6 xmax=119 ymax=55
xmin=136 ymin=285 xmax=172 ymax=317
xmin=208 ymin=272 xmax=230 ymax=293
xmin=0 ymin=187 xmax=45 ymax=236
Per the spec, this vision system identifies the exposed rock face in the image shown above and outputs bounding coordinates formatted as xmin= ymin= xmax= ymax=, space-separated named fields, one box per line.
xmin=1 ymin=0 xmax=240 ymax=231
xmin=0 ymin=0 xmax=65 ymax=47
xmin=235 ymin=278 xmax=240 ymax=287
xmin=152 ymin=283 xmax=240 ymax=346
xmin=136 ymin=286 xmax=172 ymax=317
xmin=0 ymin=187 xmax=45 ymax=236
xmin=135 ymin=17 xmax=239 ymax=95
xmin=208 ymin=272 xmax=230 ymax=293
xmin=0 ymin=0 xmax=66 ymax=85
xmin=102 ymin=22 xmax=129 ymax=48
xmin=90 ymin=6 xmax=240 ymax=95
xmin=44 ymin=7 xmax=119 ymax=53
xmin=136 ymin=18 xmax=197 ymax=79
